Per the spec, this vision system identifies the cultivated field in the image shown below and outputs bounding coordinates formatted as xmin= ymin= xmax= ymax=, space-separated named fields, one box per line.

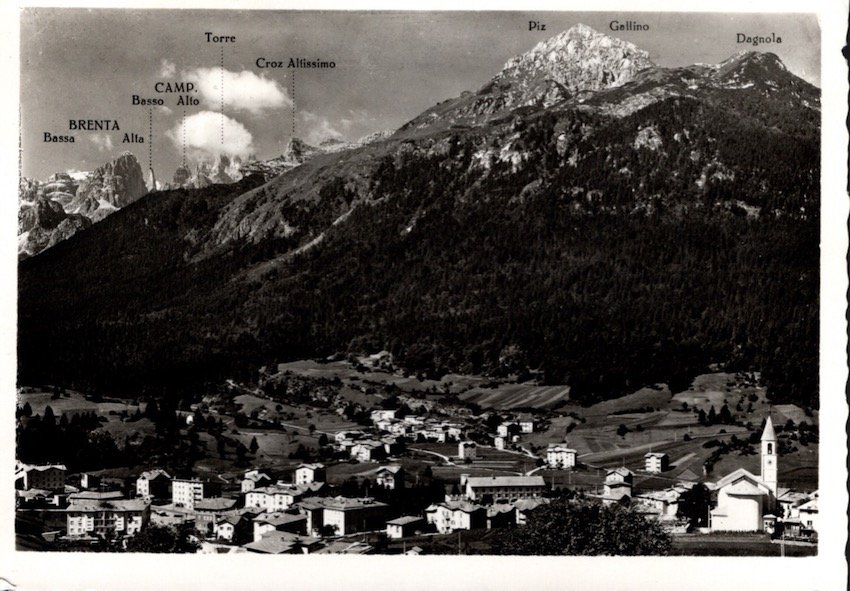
xmin=459 ymin=384 xmax=571 ymax=410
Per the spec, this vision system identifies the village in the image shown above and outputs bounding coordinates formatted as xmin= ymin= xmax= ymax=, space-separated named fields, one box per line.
xmin=15 ymin=355 xmax=819 ymax=555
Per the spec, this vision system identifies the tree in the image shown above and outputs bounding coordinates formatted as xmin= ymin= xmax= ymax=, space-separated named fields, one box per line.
xmin=125 ymin=524 xmax=199 ymax=553
xmin=491 ymin=500 xmax=671 ymax=555
xmin=43 ymin=405 xmax=56 ymax=427
xmin=677 ymin=483 xmax=711 ymax=528
xmin=22 ymin=401 xmax=32 ymax=417
xmin=616 ymin=424 xmax=629 ymax=438
xmin=697 ymin=409 xmax=707 ymax=425
xmin=144 ymin=399 xmax=159 ymax=421
xmin=249 ymin=436 xmax=259 ymax=455
xmin=719 ymin=404 xmax=733 ymax=425
xmin=707 ymin=406 xmax=717 ymax=425
xmin=318 ymin=433 xmax=329 ymax=447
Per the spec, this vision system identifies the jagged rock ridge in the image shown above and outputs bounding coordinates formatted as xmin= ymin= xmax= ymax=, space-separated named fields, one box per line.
xmin=18 ymin=152 xmax=147 ymax=258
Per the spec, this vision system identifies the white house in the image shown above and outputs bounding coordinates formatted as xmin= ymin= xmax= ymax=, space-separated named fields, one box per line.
xmin=297 ymin=496 xmax=390 ymax=536
xmin=350 ymin=441 xmax=386 ymax=462
xmin=245 ymin=484 xmax=303 ymax=511
xmin=517 ymin=416 xmax=535 ymax=434
xmin=136 ymin=469 xmax=171 ymax=499
xmin=386 ymin=516 xmax=425 ymax=539
xmin=458 ymin=441 xmax=477 ymax=460
xmin=252 ymin=512 xmax=308 ymax=541
xmin=241 ymin=470 xmax=272 ymax=493
xmin=496 ymin=423 xmax=519 ymax=437
xmin=796 ymin=492 xmax=818 ymax=533
xmin=371 ymin=409 xmax=397 ymax=423
xmin=294 ymin=463 xmax=326 ymax=485
xmin=546 ymin=444 xmax=577 ymax=469
xmin=603 ymin=468 xmax=633 ymax=502
xmin=66 ymin=499 xmax=149 ymax=538
xmin=375 ymin=465 xmax=405 ymax=490
xmin=15 ymin=462 xmax=66 ymax=491
xmin=644 ymin=452 xmax=669 ymax=474
xmin=172 ymin=479 xmax=220 ymax=509
xmin=335 ymin=430 xmax=366 ymax=444
xmin=425 ymin=501 xmax=486 ymax=534
xmin=709 ymin=417 xmax=779 ymax=532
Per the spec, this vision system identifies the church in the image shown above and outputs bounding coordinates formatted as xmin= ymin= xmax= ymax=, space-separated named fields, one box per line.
xmin=708 ymin=416 xmax=778 ymax=532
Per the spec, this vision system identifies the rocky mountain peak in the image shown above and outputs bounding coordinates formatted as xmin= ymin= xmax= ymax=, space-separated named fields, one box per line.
xmin=497 ymin=24 xmax=655 ymax=96
xmin=283 ymin=137 xmax=319 ymax=164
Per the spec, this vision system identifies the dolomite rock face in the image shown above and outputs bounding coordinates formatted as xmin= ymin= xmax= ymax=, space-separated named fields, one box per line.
xmin=69 ymin=152 xmax=148 ymax=215
xmin=18 ymin=152 xmax=148 ymax=258
xmin=495 ymin=23 xmax=655 ymax=103
xmin=397 ymin=24 xmax=655 ymax=132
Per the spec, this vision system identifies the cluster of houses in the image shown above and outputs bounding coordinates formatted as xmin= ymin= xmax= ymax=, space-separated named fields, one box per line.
xmin=366 ymin=408 xmax=467 ymax=444
xmin=15 ymin=415 xmax=819 ymax=551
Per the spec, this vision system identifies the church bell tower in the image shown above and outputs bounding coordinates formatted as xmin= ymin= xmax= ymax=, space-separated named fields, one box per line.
xmin=760 ymin=415 xmax=778 ymax=498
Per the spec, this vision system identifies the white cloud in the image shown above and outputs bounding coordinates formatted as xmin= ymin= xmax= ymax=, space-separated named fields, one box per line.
xmin=159 ymin=59 xmax=176 ymax=78
xmin=166 ymin=110 xmax=254 ymax=159
xmin=184 ymin=67 xmax=291 ymax=115
xmin=156 ymin=105 xmax=173 ymax=116
xmin=301 ymin=111 xmax=345 ymax=145
xmin=340 ymin=108 xmax=373 ymax=130
xmin=89 ymin=133 xmax=113 ymax=152
xmin=65 ymin=169 xmax=90 ymax=181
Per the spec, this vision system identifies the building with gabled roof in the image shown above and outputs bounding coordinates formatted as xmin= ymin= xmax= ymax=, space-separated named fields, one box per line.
xmin=136 ymin=469 xmax=171 ymax=499
xmin=426 ymin=500 xmax=487 ymax=534
xmin=603 ymin=466 xmax=633 ymax=496
xmin=294 ymin=463 xmax=326 ymax=485
xmin=15 ymin=462 xmax=66 ymax=491
xmin=386 ymin=515 xmax=425 ymax=538
xmin=375 ymin=465 xmax=405 ymax=490
xmin=243 ymin=531 xmax=323 ymax=554
xmin=796 ymin=491 xmax=818 ymax=534
xmin=514 ymin=498 xmax=550 ymax=526
xmin=486 ymin=504 xmax=516 ymax=529
xmin=215 ymin=513 xmax=253 ymax=544
xmin=296 ymin=496 xmax=390 ymax=536
xmin=245 ymin=484 xmax=303 ymax=511
xmin=252 ymin=512 xmax=308 ymax=540
xmin=65 ymin=498 xmax=150 ymax=539
xmin=241 ymin=470 xmax=272 ymax=493
xmin=352 ymin=440 xmax=387 ymax=463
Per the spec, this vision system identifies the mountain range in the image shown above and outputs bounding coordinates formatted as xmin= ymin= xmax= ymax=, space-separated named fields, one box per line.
xmin=18 ymin=25 xmax=819 ymax=409
xmin=18 ymin=152 xmax=148 ymax=258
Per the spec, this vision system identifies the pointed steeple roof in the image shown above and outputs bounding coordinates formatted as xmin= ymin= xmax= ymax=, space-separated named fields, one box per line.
xmin=761 ymin=415 xmax=776 ymax=441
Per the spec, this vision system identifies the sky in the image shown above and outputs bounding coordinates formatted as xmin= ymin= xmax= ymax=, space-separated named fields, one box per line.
xmin=20 ymin=9 xmax=820 ymax=180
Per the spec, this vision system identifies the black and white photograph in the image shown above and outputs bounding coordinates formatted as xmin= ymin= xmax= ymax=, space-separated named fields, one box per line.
xmin=3 ymin=2 xmax=847 ymax=589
